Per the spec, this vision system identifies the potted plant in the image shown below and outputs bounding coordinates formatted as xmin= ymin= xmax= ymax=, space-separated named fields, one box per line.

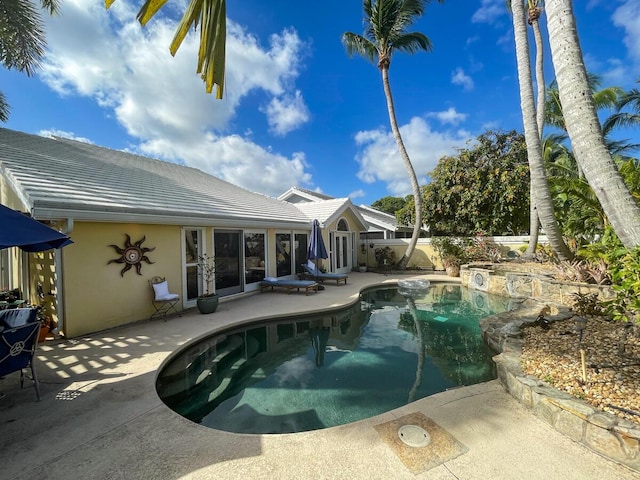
xmin=358 ymin=262 xmax=367 ymax=273
xmin=196 ymin=254 xmax=219 ymax=314
xmin=432 ymin=237 xmax=468 ymax=277
xmin=442 ymin=254 xmax=462 ymax=277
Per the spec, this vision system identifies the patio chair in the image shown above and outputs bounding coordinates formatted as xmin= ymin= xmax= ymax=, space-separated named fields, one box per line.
xmin=150 ymin=276 xmax=181 ymax=321
xmin=302 ymin=263 xmax=348 ymax=285
xmin=260 ymin=277 xmax=319 ymax=295
xmin=0 ymin=307 xmax=39 ymax=329
xmin=0 ymin=321 xmax=42 ymax=400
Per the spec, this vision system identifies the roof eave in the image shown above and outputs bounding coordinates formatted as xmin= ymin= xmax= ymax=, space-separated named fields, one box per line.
xmin=31 ymin=206 xmax=311 ymax=229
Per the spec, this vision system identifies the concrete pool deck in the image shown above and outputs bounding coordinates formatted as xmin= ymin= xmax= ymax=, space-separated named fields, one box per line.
xmin=1 ymin=272 xmax=638 ymax=480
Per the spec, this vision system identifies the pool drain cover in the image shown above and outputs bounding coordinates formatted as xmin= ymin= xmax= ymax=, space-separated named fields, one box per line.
xmin=398 ymin=424 xmax=431 ymax=447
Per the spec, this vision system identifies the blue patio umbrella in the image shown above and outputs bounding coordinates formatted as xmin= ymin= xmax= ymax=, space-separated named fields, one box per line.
xmin=0 ymin=204 xmax=73 ymax=252
xmin=307 ymin=219 xmax=328 ymax=288
xmin=307 ymin=219 xmax=328 ymax=261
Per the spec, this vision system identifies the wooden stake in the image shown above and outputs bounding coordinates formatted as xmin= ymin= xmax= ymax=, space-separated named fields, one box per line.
xmin=580 ymin=348 xmax=587 ymax=383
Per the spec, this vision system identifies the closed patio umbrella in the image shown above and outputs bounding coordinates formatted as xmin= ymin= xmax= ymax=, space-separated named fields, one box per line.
xmin=0 ymin=204 xmax=73 ymax=252
xmin=307 ymin=219 xmax=328 ymax=287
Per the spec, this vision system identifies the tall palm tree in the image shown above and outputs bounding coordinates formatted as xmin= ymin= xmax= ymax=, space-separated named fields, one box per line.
xmin=343 ymin=0 xmax=444 ymax=269
xmin=523 ymin=0 xmax=545 ymax=257
xmin=0 ymin=0 xmax=60 ymax=121
xmin=511 ymin=0 xmax=572 ymax=260
xmin=107 ymin=0 xmax=226 ymax=98
xmin=545 ymin=0 xmax=640 ymax=248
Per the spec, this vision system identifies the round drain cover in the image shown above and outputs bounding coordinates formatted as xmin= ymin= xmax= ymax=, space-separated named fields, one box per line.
xmin=398 ymin=424 xmax=431 ymax=447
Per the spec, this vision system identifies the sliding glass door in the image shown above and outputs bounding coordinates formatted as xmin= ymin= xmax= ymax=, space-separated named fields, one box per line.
xmin=214 ymin=230 xmax=242 ymax=296
xmin=183 ymin=229 xmax=203 ymax=304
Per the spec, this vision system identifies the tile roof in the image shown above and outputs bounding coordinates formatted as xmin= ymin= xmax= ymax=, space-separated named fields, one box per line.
xmin=0 ymin=128 xmax=310 ymax=227
xmin=358 ymin=204 xmax=398 ymax=231
xmin=293 ymin=198 xmax=367 ymax=229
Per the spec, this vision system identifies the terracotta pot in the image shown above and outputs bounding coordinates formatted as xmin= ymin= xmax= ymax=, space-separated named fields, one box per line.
xmin=445 ymin=264 xmax=460 ymax=277
xmin=38 ymin=325 xmax=50 ymax=343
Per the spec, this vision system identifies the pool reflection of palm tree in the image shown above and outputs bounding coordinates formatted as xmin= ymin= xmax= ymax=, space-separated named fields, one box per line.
xmin=310 ymin=326 xmax=331 ymax=367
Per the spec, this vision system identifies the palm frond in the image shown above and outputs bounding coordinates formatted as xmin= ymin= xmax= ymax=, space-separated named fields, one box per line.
xmin=136 ymin=0 xmax=170 ymax=26
xmin=342 ymin=32 xmax=378 ymax=64
xmin=392 ymin=32 xmax=432 ymax=54
xmin=0 ymin=0 xmax=47 ymax=75
xmin=109 ymin=0 xmax=226 ymax=97
xmin=0 ymin=91 xmax=10 ymax=123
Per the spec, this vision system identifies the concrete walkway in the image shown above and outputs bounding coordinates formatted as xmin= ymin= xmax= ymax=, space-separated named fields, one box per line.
xmin=1 ymin=273 xmax=638 ymax=480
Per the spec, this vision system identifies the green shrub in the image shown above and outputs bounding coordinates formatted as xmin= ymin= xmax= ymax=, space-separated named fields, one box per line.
xmin=374 ymin=246 xmax=397 ymax=267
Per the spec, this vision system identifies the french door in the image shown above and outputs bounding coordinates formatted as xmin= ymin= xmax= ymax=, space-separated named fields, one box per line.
xmin=334 ymin=232 xmax=351 ymax=274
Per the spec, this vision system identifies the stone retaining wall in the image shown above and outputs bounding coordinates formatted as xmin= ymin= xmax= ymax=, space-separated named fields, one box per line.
xmin=480 ymin=302 xmax=640 ymax=472
xmin=461 ymin=264 xmax=616 ymax=304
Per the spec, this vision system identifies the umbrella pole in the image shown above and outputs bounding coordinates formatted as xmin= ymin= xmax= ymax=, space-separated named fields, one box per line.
xmin=315 ymin=259 xmax=325 ymax=290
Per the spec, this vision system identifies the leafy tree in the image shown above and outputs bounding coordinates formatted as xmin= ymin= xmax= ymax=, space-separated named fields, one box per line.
xmin=422 ymin=130 xmax=530 ymax=236
xmin=0 ymin=0 xmax=60 ymax=121
xmin=343 ymin=0 xmax=444 ymax=269
xmin=371 ymin=196 xmax=407 ymax=216
xmin=107 ymin=0 xmax=226 ymax=97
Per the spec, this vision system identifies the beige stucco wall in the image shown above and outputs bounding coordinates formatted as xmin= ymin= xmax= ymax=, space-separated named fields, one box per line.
xmin=61 ymin=222 xmax=183 ymax=337
xmin=358 ymin=238 xmax=533 ymax=270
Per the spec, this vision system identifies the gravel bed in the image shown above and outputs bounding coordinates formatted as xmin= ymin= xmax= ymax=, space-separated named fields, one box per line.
xmin=520 ymin=315 xmax=640 ymax=426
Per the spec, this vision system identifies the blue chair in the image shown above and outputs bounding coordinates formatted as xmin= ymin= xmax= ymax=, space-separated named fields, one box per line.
xmin=0 ymin=307 xmax=39 ymax=328
xmin=302 ymin=263 xmax=348 ymax=285
xmin=0 ymin=321 xmax=42 ymax=400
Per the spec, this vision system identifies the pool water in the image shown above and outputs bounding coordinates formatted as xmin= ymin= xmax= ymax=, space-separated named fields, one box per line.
xmin=156 ymin=283 xmax=516 ymax=434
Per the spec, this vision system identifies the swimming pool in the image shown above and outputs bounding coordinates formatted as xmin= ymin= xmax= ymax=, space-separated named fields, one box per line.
xmin=156 ymin=283 xmax=516 ymax=434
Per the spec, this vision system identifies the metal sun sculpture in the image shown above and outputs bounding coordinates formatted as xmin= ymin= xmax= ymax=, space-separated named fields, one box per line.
xmin=108 ymin=234 xmax=155 ymax=276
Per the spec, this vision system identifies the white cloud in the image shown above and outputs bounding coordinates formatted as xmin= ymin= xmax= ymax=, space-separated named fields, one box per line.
xmin=612 ymin=1 xmax=640 ymax=67
xmin=139 ymin=134 xmax=312 ymax=197
xmin=353 ymin=117 xmax=470 ymax=197
xmin=471 ymin=0 xmax=505 ymax=24
xmin=262 ymin=90 xmax=310 ymax=136
xmin=348 ymin=189 xmax=365 ymax=199
xmin=451 ymin=68 xmax=474 ymax=91
xmin=38 ymin=1 xmax=312 ymax=196
xmin=38 ymin=129 xmax=94 ymax=144
xmin=427 ymin=107 xmax=468 ymax=126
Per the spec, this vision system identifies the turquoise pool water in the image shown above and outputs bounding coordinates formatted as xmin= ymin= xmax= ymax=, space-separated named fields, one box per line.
xmin=156 ymin=283 xmax=515 ymax=434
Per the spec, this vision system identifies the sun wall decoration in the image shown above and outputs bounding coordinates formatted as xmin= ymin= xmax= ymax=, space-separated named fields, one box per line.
xmin=108 ymin=234 xmax=155 ymax=276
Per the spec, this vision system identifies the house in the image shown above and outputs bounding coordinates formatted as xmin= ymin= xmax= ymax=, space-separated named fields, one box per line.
xmin=278 ymin=186 xmax=413 ymax=241
xmin=0 ymin=128 xmax=366 ymax=337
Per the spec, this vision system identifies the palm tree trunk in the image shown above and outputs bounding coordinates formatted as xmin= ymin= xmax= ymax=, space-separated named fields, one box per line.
xmin=513 ymin=0 xmax=572 ymax=260
xmin=525 ymin=8 xmax=546 ymax=257
xmin=546 ymin=0 xmax=640 ymax=248
xmin=381 ymin=66 xmax=422 ymax=269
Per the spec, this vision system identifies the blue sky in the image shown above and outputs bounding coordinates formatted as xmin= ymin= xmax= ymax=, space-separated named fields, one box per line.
xmin=1 ymin=0 xmax=639 ymax=206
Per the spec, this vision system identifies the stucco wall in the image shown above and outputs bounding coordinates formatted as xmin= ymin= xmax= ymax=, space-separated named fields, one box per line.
xmin=62 ymin=222 xmax=183 ymax=337
xmin=358 ymin=237 xmax=533 ymax=270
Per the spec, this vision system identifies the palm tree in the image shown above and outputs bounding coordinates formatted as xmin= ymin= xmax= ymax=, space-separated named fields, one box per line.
xmin=522 ymin=1 xmax=545 ymax=257
xmin=107 ymin=0 xmax=227 ymax=98
xmin=511 ymin=0 xmax=572 ymax=260
xmin=0 ymin=0 xmax=60 ymax=121
xmin=545 ymin=0 xmax=640 ymax=248
xmin=604 ymin=80 xmax=640 ymax=133
xmin=342 ymin=0 xmax=444 ymax=269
